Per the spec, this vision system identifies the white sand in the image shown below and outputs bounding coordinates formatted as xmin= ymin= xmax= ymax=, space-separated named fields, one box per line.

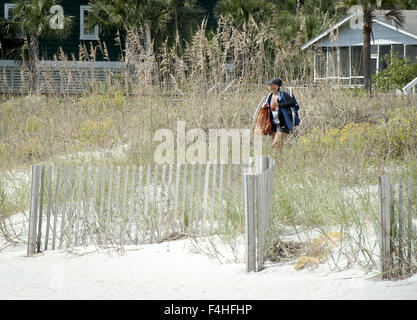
xmin=1 ymin=238 xmax=417 ymax=300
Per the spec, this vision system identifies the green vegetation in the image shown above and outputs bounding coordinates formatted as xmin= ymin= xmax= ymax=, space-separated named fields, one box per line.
xmin=373 ymin=52 xmax=417 ymax=91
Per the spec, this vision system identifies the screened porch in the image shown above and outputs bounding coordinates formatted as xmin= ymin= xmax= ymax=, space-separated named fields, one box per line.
xmin=314 ymin=44 xmax=417 ymax=86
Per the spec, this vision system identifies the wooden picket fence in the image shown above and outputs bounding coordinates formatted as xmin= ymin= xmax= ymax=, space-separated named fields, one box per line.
xmin=244 ymin=156 xmax=275 ymax=272
xmin=379 ymin=175 xmax=417 ymax=279
xmin=27 ymin=161 xmax=250 ymax=255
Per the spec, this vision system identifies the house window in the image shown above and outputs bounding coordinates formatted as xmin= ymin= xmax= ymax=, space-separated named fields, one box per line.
xmin=339 ymin=47 xmax=350 ymax=78
xmin=327 ymin=47 xmax=337 ymax=77
xmin=351 ymin=46 xmax=363 ymax=77
xmin=4 ymin=3 xmax=16 ymax=19
xmin=392 ymin=44 xmax=404 ymax=59
xmin=4 ymin=3 xmax=24 ymax=38
xmin=80 ymin=6 xmax=99 ymax=40
xmin=315 ymin=47 xmax=327 ymax=79
xmin=379 ymin=45 xmax=391 ymax=71
xmin=406 ymin=45 xmax=417 ymax=62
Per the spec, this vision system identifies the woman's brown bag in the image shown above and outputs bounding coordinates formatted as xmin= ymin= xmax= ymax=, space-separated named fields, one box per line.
xmin=254 ymin=107 xmax=272 ymax=135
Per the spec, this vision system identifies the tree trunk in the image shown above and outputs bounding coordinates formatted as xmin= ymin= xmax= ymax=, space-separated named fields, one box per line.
xmin=144 ymin=24 xmax=152 ymax=53
xmin=296 ymin=0 xmax=305 ymax=12
xmin=28 ymin=34 xmax=39 ymax=93
xmin=363 ymin=22 xmax=372 ymax=92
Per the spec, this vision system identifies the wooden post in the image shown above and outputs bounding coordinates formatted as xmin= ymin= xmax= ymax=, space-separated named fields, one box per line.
xmin=27 ymin=165 xmax=35 ymax=255
xmin=244 ymin=156 xmax=274 ymax=273
xmin=379 ymin=175 xmax=393 ymax=279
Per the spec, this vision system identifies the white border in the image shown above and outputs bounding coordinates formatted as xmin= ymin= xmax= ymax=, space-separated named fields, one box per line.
xmin=80 ymin=5 xmax=99 ymax=40
xmin=4 ymin=3 xmax=16 ymax=19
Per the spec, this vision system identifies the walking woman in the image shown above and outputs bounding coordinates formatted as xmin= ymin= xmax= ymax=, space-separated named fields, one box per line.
xmin=263 ymin=78 xmax=299 ymax=152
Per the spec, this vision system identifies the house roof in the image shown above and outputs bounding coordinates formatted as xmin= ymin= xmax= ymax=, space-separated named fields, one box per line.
xmin=375 ymin=10 xmax=417 ymax=35
xmin=301 ymin=10 xmax=417 ymax=50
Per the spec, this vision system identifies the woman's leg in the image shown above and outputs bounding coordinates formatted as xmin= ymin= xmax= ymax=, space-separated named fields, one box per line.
xmin=271 ymin=131 xmax=277 ymax=149
xmin=272 ymin=131 xmax=287 ymax=152
xmin=278 ymin=132 xmax=288 ymax=151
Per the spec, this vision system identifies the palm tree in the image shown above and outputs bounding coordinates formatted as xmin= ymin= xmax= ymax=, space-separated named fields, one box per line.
xmin=0 ymin=0 xmax=72 ymax=92
xmin=214 ymin=0 xmax=277 ymax=28
xmin=166 ymin=0 xmax=204 ymax=43
xmin=342 ymin=1 xmax=404 ymax=91
xmin=88 ymin=0 xmax=170 ymax=52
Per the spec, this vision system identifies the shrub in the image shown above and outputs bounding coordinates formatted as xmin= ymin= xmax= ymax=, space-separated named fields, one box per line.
xmin=373 ymin=52 xmax=417 ymax=92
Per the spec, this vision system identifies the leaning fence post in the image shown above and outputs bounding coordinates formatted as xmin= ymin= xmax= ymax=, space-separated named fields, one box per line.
xmin=27 ymin=165 xmax=34 ymax=256
xmin=28 ymin=165 xmax=40 ymax=255
xmin=245 ymin=172 xmax=256 ymax=272
xmin=244 ymin=156 xmax=274 ymax=273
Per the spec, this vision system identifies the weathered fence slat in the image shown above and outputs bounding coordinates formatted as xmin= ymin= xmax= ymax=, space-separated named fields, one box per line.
xmin=158 ymin=164 xmax=166 ymax=240
xmin=36 ymin=165 xmax=45 ymax=253
xmin=83 ymin=167 xmax=91 ymax=245
xmin=59 ymin=165 xmax=69 ymax=248
xmin=143 ymin=165 xmax=151 ymax=241
xmin=195 ymin=163 xmax=203 ymax=234
xmin=104 ymin=166 xmax=113 ymax=241
xmin=121 ymin=166 xmax=129 ymax=245
xmin=44 ymin=166 xmax=52 ymax=251
xmin=181 ymin=163 xmax=188 ymax=234
xmin=210 ymin=163 xmax=217 ymax=234
xmin=74 ymin=167 xmax=83 ymax=247
xmin=98 ymin=167 xmax=106 ymax=244
xmin=135 ymin=166 xmax=143 ymax=243
xmin=51 ymin=165 xmax=61 ymax=250
xmin=407 ymin=177 xmax=413 ymax=265
xmin=398 ymin=177 xmax=404 ymax=271
xmin=128 ymin=166 xmax=136 ymax=244
xmin=66 ymin=167 xmax=76 ymax=247
xmin=113 ymin=166 xmax=121 ymax=242
xmin=202 ymin=163 xmax=210 ymax=234
xmin=217 ymin=163 xmax=224 ymax=220
xmin=188 ymin=163 xmax=195 ymax=233
xmin=90 ymin=167 xmax=99 ymax=245
xmin=151 ymin=164 xmax=159 ymax=242
xmin=173 ymin=164 xmax=181 ymax=234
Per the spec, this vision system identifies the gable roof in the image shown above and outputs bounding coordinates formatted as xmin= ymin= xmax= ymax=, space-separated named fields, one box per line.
xmin=301 ymin=10 xmax=417 ymax=50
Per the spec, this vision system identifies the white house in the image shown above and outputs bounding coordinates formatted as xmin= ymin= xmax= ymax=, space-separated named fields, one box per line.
xmin=302 ymin=10 xmax=417 ymax=86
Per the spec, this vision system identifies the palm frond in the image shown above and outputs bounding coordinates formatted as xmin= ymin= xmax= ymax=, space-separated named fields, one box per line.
xmin=384 ymin=9 xmax=405 ymax=29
